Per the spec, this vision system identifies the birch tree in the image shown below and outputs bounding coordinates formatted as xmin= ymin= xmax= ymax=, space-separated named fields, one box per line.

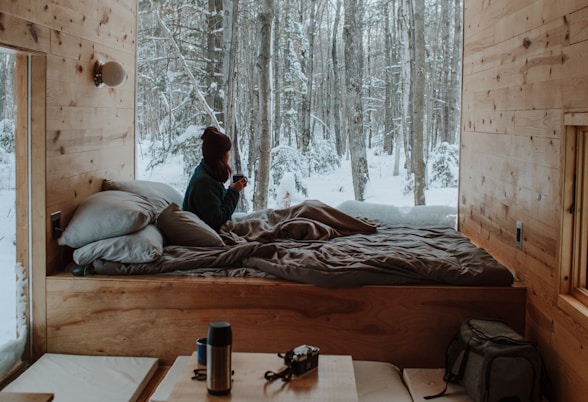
xmin=253 ymin=0 xmax=274 ymax=210
xmin=411 ymin=0 xmax=426 ymax=205
xmin=343 ymin=0 xmax=369 ymax=201
xmin=299 ymin=0 xmax=317 ymax=154
xmin=331 ymin=0 xmax=344 ymax=157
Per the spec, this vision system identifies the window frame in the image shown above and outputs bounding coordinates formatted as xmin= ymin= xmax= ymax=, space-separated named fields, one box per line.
xmin=0 ymin=49 xmax=45 ymax=386
xmin=559 ymin=113 xmax=588 ymax=326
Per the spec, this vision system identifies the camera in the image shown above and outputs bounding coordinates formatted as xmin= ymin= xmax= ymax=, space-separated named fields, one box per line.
xmin=283 ymin=345 xmax=320 ymax=377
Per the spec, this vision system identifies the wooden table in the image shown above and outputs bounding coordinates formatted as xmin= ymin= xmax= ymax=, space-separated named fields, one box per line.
xmin=167 ymin=352 xmax=358 ymax=401
xmin=0 ymin=393 xmax=54 ymax=402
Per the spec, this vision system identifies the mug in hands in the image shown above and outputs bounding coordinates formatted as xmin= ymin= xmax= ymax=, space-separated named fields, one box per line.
xmin=232 ymin=174 xmax=246 ymax=183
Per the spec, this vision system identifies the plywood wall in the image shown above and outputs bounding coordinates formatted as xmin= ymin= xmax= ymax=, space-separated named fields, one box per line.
xmin=0 ymin=1 xmax=136 ymax=274
xmin=460 ymin=1 xmax=588 ymax=401
xmin=0 ymin=0 xmax=136 ymax=357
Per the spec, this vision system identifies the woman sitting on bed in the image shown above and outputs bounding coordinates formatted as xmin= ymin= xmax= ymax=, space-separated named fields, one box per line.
xmin=183 ymin=126 xmax=248 ymax=232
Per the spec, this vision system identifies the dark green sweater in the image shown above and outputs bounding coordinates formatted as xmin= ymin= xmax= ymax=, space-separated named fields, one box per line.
xmin=182 ymin=160 xmax=239 ymax=232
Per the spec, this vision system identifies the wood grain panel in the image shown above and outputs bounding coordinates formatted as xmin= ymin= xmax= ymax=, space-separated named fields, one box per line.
xmin=46 ymin=126 xmax=134 ymax=157
xmin=569 ymin=5 xmax=588 ymax=44
xmin=95 ymin=0 xmax=136 ymax=50
xmin=0 ymin=12 xmax=50 ymax=52
xmin=461 ymin=109 xmax=516 ymax=135
xmin=464 ymin=0 xmax=535 ymax=39
xmin=493 ymin=1 xmax=547 ymax=44
xmin=46 ymin=275 xmax=526 ymax=369
xmin=46 ymin=105 xmax=134 ymax=131
xmin=46 ymin=56 xmax=135 ymax=109
xmin=461 ymin=1 xmax=588 ymax=400
xmin=463 ymin=15 xmax=569 ymax=76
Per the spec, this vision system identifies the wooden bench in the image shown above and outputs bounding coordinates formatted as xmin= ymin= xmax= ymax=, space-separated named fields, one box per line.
xmin=45 ymin=273 xmax=526 ymax=368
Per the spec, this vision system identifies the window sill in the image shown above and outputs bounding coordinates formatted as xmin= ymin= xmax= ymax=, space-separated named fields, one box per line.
xmin=557 ymin=294 xmax=588 ymax=331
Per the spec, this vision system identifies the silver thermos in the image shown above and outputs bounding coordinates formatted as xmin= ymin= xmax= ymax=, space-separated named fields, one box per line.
xmin=206 ymin=321 xmax=232 ymax=395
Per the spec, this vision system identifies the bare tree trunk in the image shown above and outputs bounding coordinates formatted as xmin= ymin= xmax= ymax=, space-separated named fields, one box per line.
xmin=222 ymin=0 xmax=248 ymax=212
xmin=223 ymin=0 xmax=239 ymax=144
xmin=383 ymin=3 xmax=393 ymax=155
xmin=300 ymin=0 xmax=317 ymax=154
xmin=404 ymin=0 xmax=413 ymax=172
xmin=207 ymin=0 xmax=224 ymax=122
xmin=448 ymin=0 xmax=462 ymax=144
xmin=411 ymin=0 xmax=426 ymax=205
xmin=253 ymin=0 xmax=274 ymax=211
xmin=272 ymin=5 xmax=281 ymax=148
xmin=331 ymin=0 xmax=344 ymax=157
xmin=343 ymin=0 xmax=368 ymax=201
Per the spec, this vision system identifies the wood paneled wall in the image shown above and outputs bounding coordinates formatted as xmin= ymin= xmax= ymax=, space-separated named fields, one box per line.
xmin=3 ymin=1 xmax=588 ymax=400
xmin=0 ymin=0 xmax=136 ymax=274
xmin=460 ymin=1 xmax=588 ymax=401
xmin=0 ymin=0 xmax=136 ymax=357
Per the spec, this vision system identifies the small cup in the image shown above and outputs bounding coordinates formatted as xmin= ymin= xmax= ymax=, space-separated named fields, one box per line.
xmin=232 ymin=174 xmax=245 ymax=183
xmin=197 ymin=337 xmax=207 ymax=365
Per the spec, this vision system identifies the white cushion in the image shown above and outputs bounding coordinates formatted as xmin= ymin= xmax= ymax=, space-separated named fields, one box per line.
xmin=102 ymin=179 xmax=184 ymax=212
xmin=58 ymin=190 xmax=157 ymax=248
xmin=149 ymin=356 xmax=190 ymax=402
xmin=353 ymin=360 xmax=413 ymax=402
xmin=3 ymin=353 xmax=158 ymax=402
xmin=73 ymin=224 xmax=164 ymax=265
xmin=403 ymin=368 xmax=472 ymax=401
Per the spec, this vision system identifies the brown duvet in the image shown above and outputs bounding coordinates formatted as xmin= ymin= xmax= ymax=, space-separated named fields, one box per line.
xmin=87 ymin=200 xmax=514 ymax=288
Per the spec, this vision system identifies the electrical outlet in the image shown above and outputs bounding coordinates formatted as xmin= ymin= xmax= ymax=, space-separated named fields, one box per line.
xmin=50 ymin=211 xmax=62 ymax=240
xmin=516 ymin=220 xmax=523 ymax=249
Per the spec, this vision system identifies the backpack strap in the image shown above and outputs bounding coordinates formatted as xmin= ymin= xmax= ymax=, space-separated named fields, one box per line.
xmin=425 ymin=338 xmax=471 ymax=400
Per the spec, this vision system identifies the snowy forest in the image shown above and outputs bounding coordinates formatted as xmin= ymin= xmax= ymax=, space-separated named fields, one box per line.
xmin=137 ymin=0 xmax=463 ymax=211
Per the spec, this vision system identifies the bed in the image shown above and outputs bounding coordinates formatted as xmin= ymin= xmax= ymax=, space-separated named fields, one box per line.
xmin=45 ymin=179 xmax=524 ymax=368
xmin=58 ymin=180 xmax=514 ymax=288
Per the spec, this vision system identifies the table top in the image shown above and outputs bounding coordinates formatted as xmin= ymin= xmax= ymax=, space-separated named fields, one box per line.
xmin=168 ymin=351 xmax=358 ymax=401
xmin=0 ymin=393 xmax=54 ymax=402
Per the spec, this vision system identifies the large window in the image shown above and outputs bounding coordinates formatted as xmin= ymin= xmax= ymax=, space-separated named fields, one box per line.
xmin=136 ymin=0 xmax=463 ymax=211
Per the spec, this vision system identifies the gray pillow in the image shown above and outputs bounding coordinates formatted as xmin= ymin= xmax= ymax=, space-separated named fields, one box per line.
xmin=102 ymin=179 xmax=184 ymax=212
xmin=156 ymin=203 xmax=224 ymax=247
xmin=58 ymin=190 xmax=157 ymax=248
xmin=73 ymin=224 xmax=164 ymax=265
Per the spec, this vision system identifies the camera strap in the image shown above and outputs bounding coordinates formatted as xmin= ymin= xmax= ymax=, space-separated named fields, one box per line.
xmin=264 ymin=366 xmax=292 ymax=382
xmin=264 ymin=351 xmax=294 ymax=381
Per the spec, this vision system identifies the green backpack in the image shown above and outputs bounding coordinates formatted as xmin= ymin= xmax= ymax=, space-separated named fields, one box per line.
xmin=427 ymin=319 xmax=544 ymax=402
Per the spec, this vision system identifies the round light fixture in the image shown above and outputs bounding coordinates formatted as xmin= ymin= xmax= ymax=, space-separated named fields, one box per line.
xmin=93 ymin=60 xmax=127 ymax=88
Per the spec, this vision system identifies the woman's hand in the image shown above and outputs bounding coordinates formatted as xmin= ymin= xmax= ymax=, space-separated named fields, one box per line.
xmin=230 ymin=177 xmax=248 ymax=192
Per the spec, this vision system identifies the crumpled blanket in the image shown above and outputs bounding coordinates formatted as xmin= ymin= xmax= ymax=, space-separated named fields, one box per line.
xmin=86 ymin=200 xmax=514 ymax=288
xmin=220 ymin=199 xmax=378 ymax=243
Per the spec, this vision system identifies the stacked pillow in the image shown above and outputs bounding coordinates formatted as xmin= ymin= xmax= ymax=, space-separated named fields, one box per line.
xmin=58 ymin=179 xmax=224 ymax=267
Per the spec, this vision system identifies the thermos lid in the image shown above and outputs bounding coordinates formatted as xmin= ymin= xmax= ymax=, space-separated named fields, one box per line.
xmin=207 ymin=321 xmax=232 ymax=346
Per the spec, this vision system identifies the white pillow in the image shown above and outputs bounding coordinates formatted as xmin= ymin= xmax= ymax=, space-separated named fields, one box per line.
xmin=156 ymin=203 xmax=224 ymax=247
xmin=58 ymin=190 xmax=157 ymax=248
xmin=102 ymin=179 xmax=184 ymax=212
xmin=73 ymin=224 xmax=163 ymax=265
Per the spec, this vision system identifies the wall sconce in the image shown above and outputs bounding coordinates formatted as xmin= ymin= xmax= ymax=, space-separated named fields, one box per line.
xmin=93 ymin=60 xmax=127 ymax=88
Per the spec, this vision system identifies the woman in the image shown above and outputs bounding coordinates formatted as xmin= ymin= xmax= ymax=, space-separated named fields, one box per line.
xmin=183 ymin=126 xmax=247 ymax=232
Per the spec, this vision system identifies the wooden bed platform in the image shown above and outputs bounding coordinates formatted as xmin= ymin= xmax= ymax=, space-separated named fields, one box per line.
xmin=45 ymin=273 xmax=526 ymax=368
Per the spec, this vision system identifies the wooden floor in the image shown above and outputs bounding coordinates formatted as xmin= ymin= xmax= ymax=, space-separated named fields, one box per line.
xmin=44 ymin=273 xmax=526 ymax=368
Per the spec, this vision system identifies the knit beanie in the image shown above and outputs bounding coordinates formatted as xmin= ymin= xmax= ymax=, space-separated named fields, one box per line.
xmin=201 ymin=126 xmax=231 ymax=162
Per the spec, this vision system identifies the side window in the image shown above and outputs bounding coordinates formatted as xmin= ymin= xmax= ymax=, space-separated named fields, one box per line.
xmin=0 ymin=51 xmax=30 ymax=382
xmin=560 ymin=116 xmax=588 ymax=320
